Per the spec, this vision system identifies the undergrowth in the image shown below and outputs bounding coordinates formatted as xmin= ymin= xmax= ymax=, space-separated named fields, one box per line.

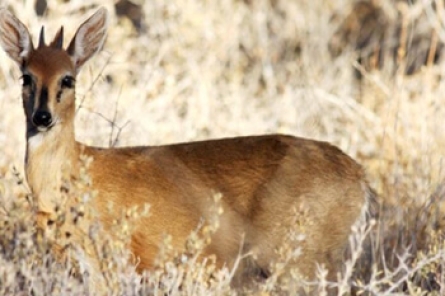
xmin=1 ymin=0 xmax=445 ymax=294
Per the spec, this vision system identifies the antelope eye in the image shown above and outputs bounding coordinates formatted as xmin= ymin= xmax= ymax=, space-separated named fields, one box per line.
xmin=21 ymin=74 xmax=32 ymax=87
xmin=61 ymin=76 xmax=75 ymax=88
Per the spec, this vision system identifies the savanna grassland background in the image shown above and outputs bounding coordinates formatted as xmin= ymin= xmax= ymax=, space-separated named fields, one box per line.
xmin=1 ymin=0 xmax=445 ymax=294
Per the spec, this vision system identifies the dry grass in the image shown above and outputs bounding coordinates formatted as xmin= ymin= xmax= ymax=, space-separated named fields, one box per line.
xmin=1 ymin=0 xmax=445 ymax=294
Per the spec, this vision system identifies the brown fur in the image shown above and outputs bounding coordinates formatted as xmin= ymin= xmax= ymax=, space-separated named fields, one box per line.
xmin=0 ymin=7 xmax=373 ymax=289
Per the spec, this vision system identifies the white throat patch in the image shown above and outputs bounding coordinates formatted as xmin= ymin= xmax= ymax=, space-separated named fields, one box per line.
xmin=28 ymin=133 xmax=45 ymax=151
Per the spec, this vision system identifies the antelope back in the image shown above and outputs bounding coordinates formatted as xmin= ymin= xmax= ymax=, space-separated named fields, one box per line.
xmin=0 ymin=8 xmax=108 ymax=133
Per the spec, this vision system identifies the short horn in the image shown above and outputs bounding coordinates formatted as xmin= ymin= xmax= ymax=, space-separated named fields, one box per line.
xmin=50 ymin=26 xmax=64 ymax=49
xmin=38 ymin=26 xmax=45 ymax=48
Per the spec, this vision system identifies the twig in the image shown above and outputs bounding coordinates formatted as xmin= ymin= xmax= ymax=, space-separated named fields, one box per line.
xmin=76 ymin=52 xmax=113 ymax=114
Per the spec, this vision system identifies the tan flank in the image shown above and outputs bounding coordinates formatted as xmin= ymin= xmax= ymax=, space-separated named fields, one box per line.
xmin=0 ymin=7 xmax=374 ymax=288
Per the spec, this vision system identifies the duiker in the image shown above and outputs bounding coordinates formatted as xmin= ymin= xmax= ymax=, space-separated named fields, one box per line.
xmin=0 ymin=7 xmax=374 ymax=291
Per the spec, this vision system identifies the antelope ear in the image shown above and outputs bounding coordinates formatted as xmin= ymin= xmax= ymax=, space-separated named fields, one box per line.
xmin=0 ymin=8 xmax=34 ymax=64
xmin=67 ymin=7 xmax=108 ymax=72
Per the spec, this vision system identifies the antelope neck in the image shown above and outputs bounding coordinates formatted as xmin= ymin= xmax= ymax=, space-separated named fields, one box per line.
xmin=25 ymin=122 xmax=79 ymax=214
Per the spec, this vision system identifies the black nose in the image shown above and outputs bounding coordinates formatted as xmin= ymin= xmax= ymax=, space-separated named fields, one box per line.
xmin=33 ymin=110 xmax=52 ymax=127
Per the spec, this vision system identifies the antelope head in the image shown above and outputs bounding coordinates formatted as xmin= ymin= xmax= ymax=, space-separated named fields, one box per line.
xmin=0 ymin=8 xmax=108 ymax=138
